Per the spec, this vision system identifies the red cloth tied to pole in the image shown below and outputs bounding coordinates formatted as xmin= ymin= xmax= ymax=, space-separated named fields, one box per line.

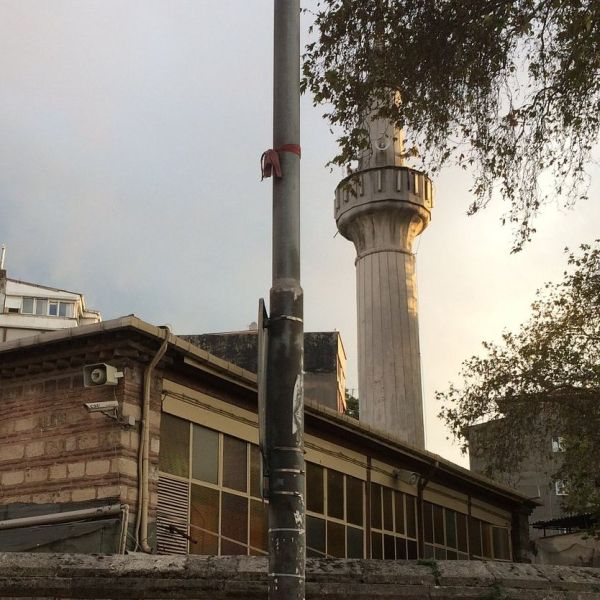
xmin=261 ymin=144 xmax=301 ymax=180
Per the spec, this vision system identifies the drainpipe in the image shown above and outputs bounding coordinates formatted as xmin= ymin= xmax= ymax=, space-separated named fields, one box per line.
xmin=417 ymin=459 xmax=439 ymax=558
xmin=135 ymin=326 xmax=170 ymax=553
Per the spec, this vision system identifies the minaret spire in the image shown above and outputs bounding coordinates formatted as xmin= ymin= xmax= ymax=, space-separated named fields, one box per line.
xmin=334 ymin=106 xmax=433 ymax=448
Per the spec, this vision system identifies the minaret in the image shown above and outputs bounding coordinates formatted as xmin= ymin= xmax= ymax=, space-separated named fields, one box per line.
xmin=334 ymin=110 xmax=433 ymax=448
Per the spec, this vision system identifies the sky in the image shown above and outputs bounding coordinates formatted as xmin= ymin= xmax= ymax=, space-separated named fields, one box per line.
xmin=1 ymin=1 xmax=599 ymax=467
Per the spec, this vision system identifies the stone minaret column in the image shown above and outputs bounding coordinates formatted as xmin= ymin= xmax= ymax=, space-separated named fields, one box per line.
xmin=334 ymin=114 xmax=433 ymax=448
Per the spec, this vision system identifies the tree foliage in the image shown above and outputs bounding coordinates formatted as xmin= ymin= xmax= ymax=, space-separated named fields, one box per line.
xmin=303 ymin=0 xmax=600 ymax=250
xmin=438 ymin=241 xmax=600 ymax=533
xmin=344 ymin=388 xmax=360 ymax=419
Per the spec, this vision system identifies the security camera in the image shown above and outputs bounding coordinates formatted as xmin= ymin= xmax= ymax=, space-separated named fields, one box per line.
xmin=84 ymin=400 xmax=119 ymax=413
xmin=393 ymin=469 xmax=420 ymax=486
xmin=83 ymin=363 xmax=123 ymax=387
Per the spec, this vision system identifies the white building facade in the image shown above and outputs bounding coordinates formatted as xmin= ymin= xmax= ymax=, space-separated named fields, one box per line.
xmin=0 ymin=270 xmax=101 ymax=342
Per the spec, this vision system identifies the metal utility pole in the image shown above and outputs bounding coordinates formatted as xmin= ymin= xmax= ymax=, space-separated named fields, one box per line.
xmin=265 ymin=1 xmax=304 ymax=599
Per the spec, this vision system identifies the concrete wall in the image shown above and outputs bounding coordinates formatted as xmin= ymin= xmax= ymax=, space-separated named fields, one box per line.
xmin=469 ymin=422 xmax=566 ymax=538
xmin=533 ymin=533 xmax=600 ymax=568
xmin=1 ymin=554 xmax=599 ymax=599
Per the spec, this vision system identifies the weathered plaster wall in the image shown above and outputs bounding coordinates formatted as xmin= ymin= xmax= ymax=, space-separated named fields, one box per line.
xmin=1 ymin=554 xmax=599 ymax=599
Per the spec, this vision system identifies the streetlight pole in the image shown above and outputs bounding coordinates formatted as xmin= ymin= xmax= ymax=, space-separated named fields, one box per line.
xmin=266 ymin=1 xmax=305 ymax=599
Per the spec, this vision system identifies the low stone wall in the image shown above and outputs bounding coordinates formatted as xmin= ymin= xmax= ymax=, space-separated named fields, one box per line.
xmin=1 ymin=554 xmax=600 ymax=599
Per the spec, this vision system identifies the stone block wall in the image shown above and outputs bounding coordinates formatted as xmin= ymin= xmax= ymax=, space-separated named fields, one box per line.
xmin=0 ymin=554 xmax=599 ymax=599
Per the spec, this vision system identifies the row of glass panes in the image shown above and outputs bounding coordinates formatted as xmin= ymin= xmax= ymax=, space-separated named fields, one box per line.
xmin=188 ymin=483 xmax=268 ymax=555
xmin=370 ymin=483 xmax=418 ymax=537
xmin=21 ymin=297 xmax=74 ymax=317
xmin=469 ymin=517 xmax=511 ymax=560
xmin=305 ymin=462 xmax=365 ymax=557
xmin=306 ymin=515 xmax=364 ymax=558
xmin=159 ymin=414 xmax=266 ymax=556
xmin=159 ymin=414 xmax=511 ymax=560
xmin=370 ymin=483 xmax=419 ymax=559
xmin=305 ymin=463 xmax=421 ymax=559
xmin=421 ymin=501 xmax=510 ymax=561
xmin=159 ymin=414 xmax=262 ymax=498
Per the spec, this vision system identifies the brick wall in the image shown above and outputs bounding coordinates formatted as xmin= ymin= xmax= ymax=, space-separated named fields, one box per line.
xmin=0 ymin=340 xmax=164 ymax=540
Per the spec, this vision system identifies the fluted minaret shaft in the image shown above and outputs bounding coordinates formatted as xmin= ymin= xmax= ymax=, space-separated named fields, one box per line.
xmin=334 ymin=114 xmax=433 ymax=448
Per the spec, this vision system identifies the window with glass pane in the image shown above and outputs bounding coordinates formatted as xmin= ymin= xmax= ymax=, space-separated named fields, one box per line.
xmin=306 ymin=462 xmax=324 ymax=513
xmin=250 ymin=445 xmax=262 ymax=498
xmin=445 ymin=509 xmax=457 ymax=549
xmin=192 ymin=425 xmax=219 ymax=484
xmin=469 ymin=517 xmax=483 ymax=557
xmin=406 ymin=539 xmax=418 ymax=559
xmin=370 ymin=484 xmax=382 ymax=529
xmin=250 ymin=499 xmax=268 ymax=552
xmin=406 ymin=495 xmax=417 ymax=538
xmin=347 ymin=527 xmax=364 ymax=558
xmin=327 ymin=470 xmax=344 ymax=520
xmin=433 ymin=505 xmax=445 ymax=545
xmin=307 ymin=516 xmax=326 ymax=557
xmin=327 ymin=521 xmax=345 ymax=557
xmin=221 ymin=539 xmax=246 ymax=555
xmin=35 ymin=299 xmax=47 ymax=315
xmin=190 ymin=530 xmax=218 ymax=555
xmin=423 ymin=502 xmax=434 ymax=543
xmin=382 ymin=488 xmax=393 ymax=531
xmin=221 ymin=492 xmax=248 ymax=545
xmin=222 ymin=435 xmax=247 ymax=492
xmin=396 ymin=537 xmax=407 ymax=559
xmin=481 ymin=523 xmax=493 ymax=558
xmin=456 ymin=512 xmax=468 ymax=552
xmin=346 ymin=476 xmax=363 ymax=526
xmin=394 ymin=492 xmax=405 ymax=534
xmin=371 ymin=531 xmax=383 ymax=559
xmin=190 ymin=484 xmax=219 ymax=554
xmin=22 ymin=297 xmax=34 ymax=314
xmin=384 ymin=534 xmax=395 ymax=559
xmin=58 ymin=302 xmax=73 ymax=317
xmin=492 ymin=527 xmax=510 ymax=560
xmin=48 ymin=301 xmax=58 ymax=316
xmin=159 ymin=413 xmax=189 ymax=477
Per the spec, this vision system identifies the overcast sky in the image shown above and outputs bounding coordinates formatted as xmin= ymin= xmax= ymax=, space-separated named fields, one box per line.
xmin=1 ymin=1 xmax=599 ymax=466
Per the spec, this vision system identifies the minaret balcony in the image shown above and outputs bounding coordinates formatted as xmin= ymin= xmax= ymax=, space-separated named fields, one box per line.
xmin=334 ymin=165 xmax=434 ymax=223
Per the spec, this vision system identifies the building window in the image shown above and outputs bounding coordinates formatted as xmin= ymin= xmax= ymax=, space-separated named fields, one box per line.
xmin=21 ymin=297 xmax=74 ymax=318
xmin=157 ymin=413 xmax=513 ymax=561
xmin=555 ymin=480 xmax=568 ymax=496
xmin=422 ymin=502 xmax=470 ymax=560
xmin=157 ymin=414 xmax=267 ymax=556
xmin=467 ymin=516 xmax=511 ymax=560
xmin=305 ymin=462 xmax=366 ymax=558
xmin=552 ymin=437 xmax=565 ymax=453
xmin=370 ymin=483 xmax=418 ymax=559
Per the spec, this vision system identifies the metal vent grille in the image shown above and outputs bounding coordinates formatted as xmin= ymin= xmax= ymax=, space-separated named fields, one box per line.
xmin=156 ymin=475 xmax=189 ymax=555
